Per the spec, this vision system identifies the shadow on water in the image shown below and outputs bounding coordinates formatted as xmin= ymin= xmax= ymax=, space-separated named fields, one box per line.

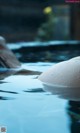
xmin=23 ymin=88 xmax=45 ymax=93
xmin=67 ymin=101 xmax=80 ymax=133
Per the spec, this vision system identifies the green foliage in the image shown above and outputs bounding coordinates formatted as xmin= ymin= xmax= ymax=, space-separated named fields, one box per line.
xmin=36 ymin=8 xmax=55 ymax=41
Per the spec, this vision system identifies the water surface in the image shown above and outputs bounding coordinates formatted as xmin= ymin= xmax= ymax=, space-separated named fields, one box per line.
xmin=0 ymin=62 xmax=72 ymax=133
xmin=1 ymin=41 xmax=80 ymax=133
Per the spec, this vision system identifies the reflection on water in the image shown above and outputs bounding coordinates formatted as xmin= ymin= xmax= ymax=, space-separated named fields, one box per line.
xmin=0 ymin=81 xmax=7 ymax=84
xmin=0 ymin=80 xmax=17 ymax=100
xmin=67 ymin=101 xmax=80 ymax=133
xmin=0 ymin=90 xmax=18 ymax=94
xmin=24 ymin=88 xmax=45 ymax=93
xmin=0 ymin=63 xmax=80 ymax=132
xmin=0 ymin=96 xmax=15 ymax=100
xmin=0 ymin=62 xmax=70 ymax=133
xmin=42 ymin=84 xmax=80 ymax=101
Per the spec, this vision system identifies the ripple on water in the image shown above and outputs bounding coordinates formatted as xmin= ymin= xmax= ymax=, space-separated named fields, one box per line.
xmin=0 ymin=90 xmax=18 ymax=94
xmin=23 ymin=88 xmax=45 ymax=93
xmin=0 ymin=96 xmax=15 ymax=100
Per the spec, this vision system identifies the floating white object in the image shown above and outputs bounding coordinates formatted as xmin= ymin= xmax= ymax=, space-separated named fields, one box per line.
xmin=38 ymin=57 xmax=80 ymax=101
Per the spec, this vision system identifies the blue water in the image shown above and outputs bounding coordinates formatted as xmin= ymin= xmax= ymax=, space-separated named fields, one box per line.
xmin=1 ymin=40 xmax=80 ymax=133
xmin=0 ymin=62 xmax=70 ymax=133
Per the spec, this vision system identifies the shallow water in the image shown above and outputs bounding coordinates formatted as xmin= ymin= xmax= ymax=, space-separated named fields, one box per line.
xmin=0 ymin=62 xmax=79 ymax=133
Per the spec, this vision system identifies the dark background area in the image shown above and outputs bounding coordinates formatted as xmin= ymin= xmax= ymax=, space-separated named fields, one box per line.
xmin=0 ymin=0 xmax=80 ymax=42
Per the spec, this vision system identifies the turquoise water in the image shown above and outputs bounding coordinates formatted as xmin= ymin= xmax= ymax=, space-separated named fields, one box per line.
xmin=0 ymin=63 xmax=70 ymax=133
xmin=1 ymin=41 xmax=80 ymax=133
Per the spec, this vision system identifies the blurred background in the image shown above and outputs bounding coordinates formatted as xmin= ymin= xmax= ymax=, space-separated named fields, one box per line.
xmin=0 ymin=0 xmax=80 ymax=63
xmin=0 ymin=0 xmax=80 ymax=42
xmin=0 ymin=2 xmax=80 ymax=133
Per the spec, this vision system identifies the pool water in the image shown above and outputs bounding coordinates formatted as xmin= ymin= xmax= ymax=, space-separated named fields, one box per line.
xmin=0 ymin=62 xmax=77 ymax=133
xmin=1 ymin=42 xmax=80 ymax=133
